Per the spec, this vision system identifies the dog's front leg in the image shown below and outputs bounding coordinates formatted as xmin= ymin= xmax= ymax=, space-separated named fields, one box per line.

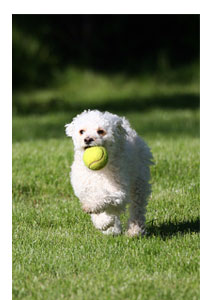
xmin=81 ymin=201 xmax=106 ymax=214
xmin=91 ymin=212 xmax=122 ymax=235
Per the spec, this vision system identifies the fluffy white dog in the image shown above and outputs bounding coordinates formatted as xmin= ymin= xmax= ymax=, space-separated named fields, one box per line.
xmin=65 ymin=110 xmax=153 ymax=236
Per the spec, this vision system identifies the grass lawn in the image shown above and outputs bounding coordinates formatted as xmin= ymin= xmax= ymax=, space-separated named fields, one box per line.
xmin=13 ymin=66 xmax=199 ymax=299
xmin=13 ymin=107 xmax=199 ymax=300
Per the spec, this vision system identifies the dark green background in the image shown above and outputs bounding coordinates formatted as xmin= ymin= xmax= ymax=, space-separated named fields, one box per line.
xmin=12 ymin=15 xmax=199 ymax=115
xmin=13 ymin=15 xmax=198 ymax=88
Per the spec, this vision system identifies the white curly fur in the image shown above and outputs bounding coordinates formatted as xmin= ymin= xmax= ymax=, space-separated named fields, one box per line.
xmin=65 ymin=110 xmax=153 ymax=236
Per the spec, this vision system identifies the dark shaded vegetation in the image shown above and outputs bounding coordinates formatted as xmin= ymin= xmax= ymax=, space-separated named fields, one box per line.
xmin=13 ymin=15 xmax=199 ymax=90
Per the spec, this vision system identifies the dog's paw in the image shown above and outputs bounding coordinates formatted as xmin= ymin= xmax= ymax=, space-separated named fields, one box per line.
xmin=126 ymin=223 xmax=146 ymax=237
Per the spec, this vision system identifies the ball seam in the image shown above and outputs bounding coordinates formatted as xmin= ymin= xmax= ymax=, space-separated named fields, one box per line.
xmin=88 ymin=148 xmax=104 ymax=169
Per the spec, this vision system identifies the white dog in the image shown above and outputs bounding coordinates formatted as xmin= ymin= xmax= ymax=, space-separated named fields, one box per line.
xmin=65 ymin=110 xmax=153 ymax=236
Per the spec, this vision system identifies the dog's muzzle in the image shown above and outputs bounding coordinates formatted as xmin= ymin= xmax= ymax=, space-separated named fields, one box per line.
xmin=84 ymin=137 xmax=94 ymax=145
xmin=83 ymin=137 xmax=95 ymax=150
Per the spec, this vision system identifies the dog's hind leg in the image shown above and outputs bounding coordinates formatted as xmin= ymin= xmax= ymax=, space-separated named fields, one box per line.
xmin=91 ymin=212 xmax=122 ymax=235
xmin=126 ymin=179 xmax=151 ymax=237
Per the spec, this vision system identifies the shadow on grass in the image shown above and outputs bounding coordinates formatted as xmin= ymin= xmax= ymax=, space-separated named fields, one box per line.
xmin=13 ymin=93 xmax=199 ymax=115
xmin=12 ymin=92 xmax=199 ymax=142
xmin=98 ymin=94 xmax=199 ymax=113
xmin=13 ymin=112 xmax=198 ymax=143
xmin=12 ymin=106 xmax=198 ymax=142
xmin=147 ymin=217 xmax=200 ymax=239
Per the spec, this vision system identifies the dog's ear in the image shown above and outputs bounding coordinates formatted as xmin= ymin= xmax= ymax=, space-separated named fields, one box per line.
xmin=65 ymin=122 xmax=74 ymax=137
xmin=115 ymin=119 xmax=127 ymax=137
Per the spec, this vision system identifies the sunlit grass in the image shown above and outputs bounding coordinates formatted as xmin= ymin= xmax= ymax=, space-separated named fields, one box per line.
xmin=12 ymin=108 xmax=199 ymax=300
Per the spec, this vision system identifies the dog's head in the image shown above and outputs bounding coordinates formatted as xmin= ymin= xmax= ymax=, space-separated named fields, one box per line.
xmin=65 ymin=110 xmax=126 ymax=151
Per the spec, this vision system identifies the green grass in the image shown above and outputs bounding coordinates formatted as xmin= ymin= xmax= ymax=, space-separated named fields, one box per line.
xmin=13 ymin=64 xmax=199 ymax=299
xmin=13 ymin=105 xmax=199 ymax=299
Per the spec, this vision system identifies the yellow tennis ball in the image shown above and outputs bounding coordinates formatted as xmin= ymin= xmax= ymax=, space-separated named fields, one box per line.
xmin=83 ymin=146 xmax=108 ymax=170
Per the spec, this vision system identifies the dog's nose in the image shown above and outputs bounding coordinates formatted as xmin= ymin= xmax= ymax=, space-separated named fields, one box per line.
xmin=84 ymin=137 xmax=94 ymax=145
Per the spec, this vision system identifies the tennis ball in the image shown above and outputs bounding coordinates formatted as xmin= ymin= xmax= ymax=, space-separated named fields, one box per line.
xmin=83 ymin=146 xmax=108 ymax=170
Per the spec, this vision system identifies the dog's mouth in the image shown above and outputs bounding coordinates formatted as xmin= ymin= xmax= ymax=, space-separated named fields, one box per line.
xmin=84 ymin=145 xmax=93 ymax=150
xmin=83 ymin=141 xmax=103 ymax=150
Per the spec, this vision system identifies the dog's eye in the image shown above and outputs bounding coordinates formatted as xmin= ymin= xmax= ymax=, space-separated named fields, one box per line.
xmin=79 ymin=129 xmax=85 ymax=135
xmin=97 ymin=129 xmax=106 ymax=135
